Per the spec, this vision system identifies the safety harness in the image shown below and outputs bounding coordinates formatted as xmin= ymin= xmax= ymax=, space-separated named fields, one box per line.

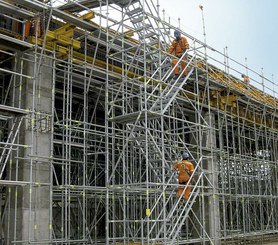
xmin=174 ymin=39 xmax=183 ymax=57
xmin=179 ymin=161 xmax=191 ymax=184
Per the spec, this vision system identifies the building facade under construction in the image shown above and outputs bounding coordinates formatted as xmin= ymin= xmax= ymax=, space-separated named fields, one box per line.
xmin=0 ymin=0 xmax=277 ymax=244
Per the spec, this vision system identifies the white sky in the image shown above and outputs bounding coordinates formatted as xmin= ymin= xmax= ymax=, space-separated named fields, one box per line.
xmin=158 ymin=0 xmax=278 ymax=95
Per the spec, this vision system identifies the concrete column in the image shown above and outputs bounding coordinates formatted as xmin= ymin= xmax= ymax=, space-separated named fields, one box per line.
xmin=202 ymin=112 xmax=220 ymax=245
xmin=7 ymin=53 xmax=52 ymax=244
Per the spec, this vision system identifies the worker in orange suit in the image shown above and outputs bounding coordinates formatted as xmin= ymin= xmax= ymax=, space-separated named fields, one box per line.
xmin=173 ymin=152 xmax=194 ymax=200
xmin=24 ymin=20 xmax=32 ymax=39
xmin=168 ymin=30 xmax=189 ymax=77
xmin=24 ymin=17 xmax=41 ymax=39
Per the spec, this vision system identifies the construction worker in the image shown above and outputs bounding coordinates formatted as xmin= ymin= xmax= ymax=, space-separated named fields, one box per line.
xmin=241 ymin=74 xmax=250 ymax=84
xmin=173 ymin=152 xmax=194 ymax=200
xmin=168 ymin=30 xmax=189 ymax=77
xmin=24 ymin=16 xmax=42 ymax=39
xmin=24 ymin=20 xmax=32 ymax=39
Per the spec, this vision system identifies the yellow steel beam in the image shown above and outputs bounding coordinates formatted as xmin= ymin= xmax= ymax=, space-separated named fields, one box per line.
xmin=124 ymin=29 xmax=134 ymax=37
xmin=30 ymin=36 xmax=68 ymax=55
xmin=45 ymin=11 xmax=94 ymax=49
xmin=59 ymin=28 xmax=75 ymax=38
xmin=45 ymin=30 xmax=80 ymax=49
xmin=54 ymin=23 xmax=73 ymax=32
xmin=79 ymin=11 xmax=95 ymax=21
xmin=54 ymin=23 xmax=75 ymax=35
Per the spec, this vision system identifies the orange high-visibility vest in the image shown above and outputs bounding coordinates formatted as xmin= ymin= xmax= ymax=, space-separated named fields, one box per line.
xmin=24 ymin=20 xmax=32 ymax=38
xmin=168 ymin=37 xmax=189 ymax=57
xmin=173 ymin=160 xmax=194 ymax=182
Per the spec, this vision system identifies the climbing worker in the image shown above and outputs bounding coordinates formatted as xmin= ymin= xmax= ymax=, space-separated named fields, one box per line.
xmin=24 ymin=16 xmax=42 ymax=39
xmin=24 ymin=20 xmax=32 ymax=39
xmin=241 ymin=74 xmax=250 ymax=84
xmin=173 ymin=151 xmax=194 ymax=200
xmin=168 ymin=30 xmax=189 ymax=77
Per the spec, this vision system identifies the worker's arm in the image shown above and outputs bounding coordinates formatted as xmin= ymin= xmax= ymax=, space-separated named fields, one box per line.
xmin=189 ymin=163 xmax=194 ymax=175
xmin=167 ymin=40 xmax=176 ymax=54
xmin=172 ymin=162 xmax=178 ymax=169
xmin=168 ymin=45 xmax=174 ymax=55
xmin=182 ymin=37 xmax=189 ymax=50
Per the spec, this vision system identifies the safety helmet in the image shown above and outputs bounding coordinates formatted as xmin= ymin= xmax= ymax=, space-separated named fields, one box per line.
xmin=174 ymin=30 xmax=181 ymax=38
xmin=182 ymin=152 xmax=189 ymax=160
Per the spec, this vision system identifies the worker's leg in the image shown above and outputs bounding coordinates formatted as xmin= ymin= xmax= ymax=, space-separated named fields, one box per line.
xmin=178 ymin=186 xmax=184 ymax=197
xmin=181 ymin=56 xmax=188 ymax=76
xmin=172 ymin=59 xmax=180 ymax=75
xmin=184 ymin=186 xmax=191 ymax=200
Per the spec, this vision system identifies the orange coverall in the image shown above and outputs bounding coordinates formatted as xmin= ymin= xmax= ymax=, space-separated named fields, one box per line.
xmin=168 ymin=37 xmax=189 ymax=76
xmin=173 ymin=160 xmax=194 ymax=200
xmin=24 ymin=17 xmax=41 ymax=39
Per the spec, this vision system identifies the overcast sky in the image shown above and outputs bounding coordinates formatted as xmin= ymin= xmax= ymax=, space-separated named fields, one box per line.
xmin=158 ymin=0 xmax=278 ymax=94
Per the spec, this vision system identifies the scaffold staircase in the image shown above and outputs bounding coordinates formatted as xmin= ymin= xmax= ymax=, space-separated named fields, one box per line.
xmin=107 ymin=0 xmax=196 ymax=123
xmin=149 ymin=66 xmax=194 ymax=113
xmin=124 ymin=0 xmax=169 ymax=62
xmin=148 ymin=157 xmax=203 ymax=243
xmin=122 ymin=118 xmax=204 ymax=242
xmin=107 ymin=0 xmax=206 ymax=243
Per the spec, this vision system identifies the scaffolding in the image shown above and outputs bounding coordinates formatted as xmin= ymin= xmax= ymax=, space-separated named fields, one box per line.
xmin=0 ymin=0 xmax=277 ymax=244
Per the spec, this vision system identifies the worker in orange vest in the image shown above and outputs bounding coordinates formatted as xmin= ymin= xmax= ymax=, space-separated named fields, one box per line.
xmin=173 ymin=152 xmax=194 ymax=200
xmin=24 ymin=20 xmax=32 ymax=39
xmin=24 ymin=17 xmax=41 ymax=39
xmin=168 ymin=30 xmax=189 ymax=77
